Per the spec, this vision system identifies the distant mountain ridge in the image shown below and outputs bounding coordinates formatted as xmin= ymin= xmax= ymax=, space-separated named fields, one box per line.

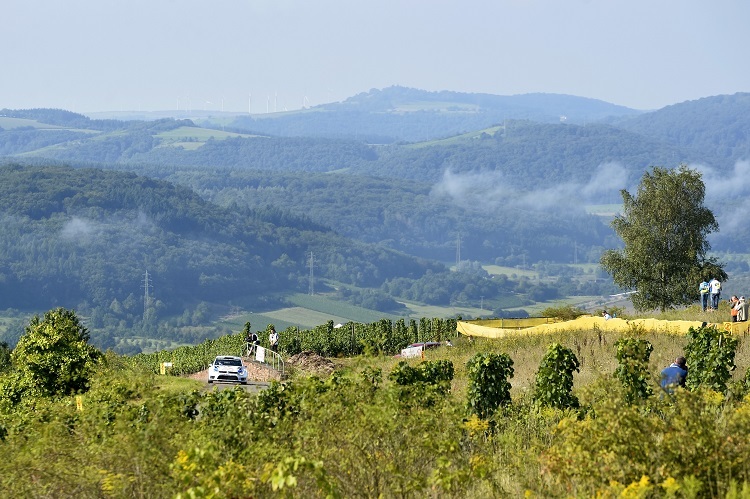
xmin=614 ymin=92 xmax=750 ymax=162
xmin=2 ymin=88 xmax=750 ymax=264
xmin=224 ymin=86 xmax=642 ymax=142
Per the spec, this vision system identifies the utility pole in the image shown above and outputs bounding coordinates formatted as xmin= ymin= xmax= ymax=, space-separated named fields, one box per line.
xmin=142 ymin=269 xmax=153 ymax=321
xmin=456 ymin=232 xmax=461 ymax=269
xmin=308 ymin=252 xmax=314 ymax=295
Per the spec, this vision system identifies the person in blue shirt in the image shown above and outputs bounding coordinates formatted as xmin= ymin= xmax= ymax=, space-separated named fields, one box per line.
xmin=699 ymin=279 xmax=710 ymax=312
xmin=660 ymin=356 xmax=688 ymax=393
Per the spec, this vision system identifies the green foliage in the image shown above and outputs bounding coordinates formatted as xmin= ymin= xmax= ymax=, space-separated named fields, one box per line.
xmin=614 ymin=337 xmax=654 ymax=403
xmin=532 ymin=343 xmax=580 ymax=409
xmin=5 ymin=308 xmax=101 ymax=401
xmin=539 ymin=304 xmax=586 ymax=321
xmin=544 ymin=384 xmax=750 ymax=497
xmin=4 ymin=322 xmax=750 ymax=496
xmin=684 ymin=324 xmax=738 ymax=392
xmin=0 ymin=342 xmax=11 ymax=373
xmin=466 ymin=352 xmax=514 ymax=419
xmin=389 ymin=359 xmax=454 ymax=387
xmin=389 ymin=359 xmax=455 ymax=407
xmin=601 ymin=165 xmax=727 ymax=311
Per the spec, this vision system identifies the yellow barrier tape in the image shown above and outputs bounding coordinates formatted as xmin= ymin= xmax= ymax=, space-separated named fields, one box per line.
xmin=457 ymin=316 xmax=713 ymax=339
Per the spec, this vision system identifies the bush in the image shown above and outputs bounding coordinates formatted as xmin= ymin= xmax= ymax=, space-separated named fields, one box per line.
xmin=684 ymin=324 xmax=738 ymax=392
xmin=6 ymin=308 xmax=101 ymax=401
xmin=466 ymin=352 xmax=514 ymax=419
xmin=539 ymin=305 xmax=586 ymax=321
xmin=532 ymin=343 xmax=580 ymax=410
xmin=614 ymin=337 xmax=653 ymax=403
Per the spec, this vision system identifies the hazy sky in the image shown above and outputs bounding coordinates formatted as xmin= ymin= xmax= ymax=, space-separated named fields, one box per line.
xmin=3 ymin=0 xmax=748 ymax=113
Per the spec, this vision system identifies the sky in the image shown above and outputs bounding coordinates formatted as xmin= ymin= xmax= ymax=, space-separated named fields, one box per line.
xmin=2 ymin=0 xmax=749 ymax=114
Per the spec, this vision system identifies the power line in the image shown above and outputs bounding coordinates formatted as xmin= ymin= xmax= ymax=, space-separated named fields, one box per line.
xmin=308 ymin=252 xmax=314 ymax=295
xmin=142 ymin=269 xmax=153 ymax=320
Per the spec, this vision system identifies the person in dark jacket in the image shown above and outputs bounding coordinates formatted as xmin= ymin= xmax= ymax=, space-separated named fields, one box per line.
xmin=660 ymin=356 xmax=688 ymax=393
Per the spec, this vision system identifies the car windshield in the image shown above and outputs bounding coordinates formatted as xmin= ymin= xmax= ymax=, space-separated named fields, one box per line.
xmin=216 ymin=358 xmax=242 ymax=366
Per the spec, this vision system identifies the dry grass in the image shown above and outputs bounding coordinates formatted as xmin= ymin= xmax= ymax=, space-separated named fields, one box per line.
xmin=334 ymin=320 xmax=750 ymax=403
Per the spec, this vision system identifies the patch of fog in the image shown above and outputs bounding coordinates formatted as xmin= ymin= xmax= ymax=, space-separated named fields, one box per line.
xmin=430 ymin=161 xmax=631 ymax=213
xmin=694 ymin=160 xmax=750 ymax=233
xmin=61 ymin=216 xmax=95 ymax=240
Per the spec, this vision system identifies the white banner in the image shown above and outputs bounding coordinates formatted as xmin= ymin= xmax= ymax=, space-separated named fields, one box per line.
xmin=255 ymin=346 xmax=266 ymax=363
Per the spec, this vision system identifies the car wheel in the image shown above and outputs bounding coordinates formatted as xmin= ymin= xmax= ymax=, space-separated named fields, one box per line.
xmin=208 ymin=380 xmax=213 ymax=384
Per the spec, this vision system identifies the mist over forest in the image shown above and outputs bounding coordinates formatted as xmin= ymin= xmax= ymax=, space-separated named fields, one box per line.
xmin=2 ymin=87 xmax=749 ymax=352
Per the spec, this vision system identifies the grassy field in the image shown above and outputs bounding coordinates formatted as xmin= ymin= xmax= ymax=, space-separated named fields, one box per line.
xmin=482 ymin=264 xmax=538 ymax=278
xmin=336 ymin=311 xmax=750 ymax=402
xmin=0 ymin=117 xmax=61 ymax=129
xmin=155 ymin=126 xmax=262 ymax=143
xmin=408 ymin=125 xmax=502 ymax=148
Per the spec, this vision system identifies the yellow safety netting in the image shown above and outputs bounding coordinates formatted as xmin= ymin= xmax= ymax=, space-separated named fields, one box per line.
xmin=456 ymin=316 xmax=748 ymax=339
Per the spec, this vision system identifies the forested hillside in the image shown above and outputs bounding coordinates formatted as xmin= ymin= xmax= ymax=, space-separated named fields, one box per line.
xmin=2 ymin=88 xmax=750 ymax=352
xmin=0 ymin=164 xmax=450 ymax=348
xmin=3 ymin=91 xmax=750 ymax=262
xmin=614 ymin=92 xmax=750 ymax=162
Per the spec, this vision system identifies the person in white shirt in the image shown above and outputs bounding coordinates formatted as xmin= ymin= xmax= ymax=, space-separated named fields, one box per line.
xmin=709 ymin=278 xmax=722 ymax=310
xmin=269 ymin=326 xmax=279 ymax=353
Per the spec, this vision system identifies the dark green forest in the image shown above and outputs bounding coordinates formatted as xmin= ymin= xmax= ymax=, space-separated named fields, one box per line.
xmin=2 ymin=88 xmax=749 ymax=352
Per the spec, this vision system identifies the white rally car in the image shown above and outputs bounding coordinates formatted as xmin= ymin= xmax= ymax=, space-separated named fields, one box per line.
xmin=207 ymin=355 xmax=248 ymax=384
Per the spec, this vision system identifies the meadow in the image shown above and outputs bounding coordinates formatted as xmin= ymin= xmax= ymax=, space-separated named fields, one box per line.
xmin=2 ymin=301 xmax=750 ymax=497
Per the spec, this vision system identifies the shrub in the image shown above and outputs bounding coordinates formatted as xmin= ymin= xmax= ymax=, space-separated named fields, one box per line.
xmin=7 ymin=308 xmax=102 ymax=400
xmin=539 ymin=305 xmax=586 ymax=321
xmin=466 ymin=352 xmax=514 ymax=419
xmin=684 ymin=324 xmax=738 ymax=392
xmin=614 ymin=337 xmax=653 ymax=403
xmin=532 ymin=343 xmax=580 ymax=410
xmin=389 ymin=360 xmax=454 ymax=406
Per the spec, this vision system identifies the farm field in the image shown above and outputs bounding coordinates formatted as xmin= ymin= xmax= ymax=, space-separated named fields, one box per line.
xmin=252 ymin=307 xmax=349 ymax=329
xmin=155 ymin=126 xmax=261 ymax=143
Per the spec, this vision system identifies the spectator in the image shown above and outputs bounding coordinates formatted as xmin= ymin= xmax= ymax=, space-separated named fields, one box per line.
xmin=730 ymin=296 xmax=740 ymax=322
xmin=699 ymin=278 xmax=710 ymax=312
xmin=269 ymin=326 xmax=279 ymax=353
xmin=660 ymin=356 xmax=688 ymax=393
xmin=709 ymin=277 xmax=722 ymax=310
xmin=247 ymin=330 xmax=260 ymax=356
xmin=738 ymin=296 xmax=748 ymax=322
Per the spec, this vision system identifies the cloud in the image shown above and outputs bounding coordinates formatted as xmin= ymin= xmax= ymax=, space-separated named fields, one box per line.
xmin=697 ymin=160 xmax=750 ymax=203
xmin=61 ymin=217 xmax=95 ymax=241
xmin=431 ymin=162 xmax=630 ymax=213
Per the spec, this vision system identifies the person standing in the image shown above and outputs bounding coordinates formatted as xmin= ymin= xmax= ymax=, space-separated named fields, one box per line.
xmin=269 ymin=326 xmax=279 ymax=353
xmin=247 ymin=330 xmax=260 ymax=356
xmin=709 ymin=277 xmax=722 ymax=310
xmin=737 ymin=296 xmax=748 ymax=322
xmin=699 ymin=278 xmax=710 ymax=312
xmin=660 ymin=356 xmax=688 ymax=393
xmin=730 ymin=295 xmax=740 ymax=322
xmin=243 ymin=322 xmax=257 ymax=356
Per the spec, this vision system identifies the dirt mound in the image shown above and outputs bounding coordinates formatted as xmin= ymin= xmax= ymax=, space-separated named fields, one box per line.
xmin=286 ymin=351 xmax=336 ymax=376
